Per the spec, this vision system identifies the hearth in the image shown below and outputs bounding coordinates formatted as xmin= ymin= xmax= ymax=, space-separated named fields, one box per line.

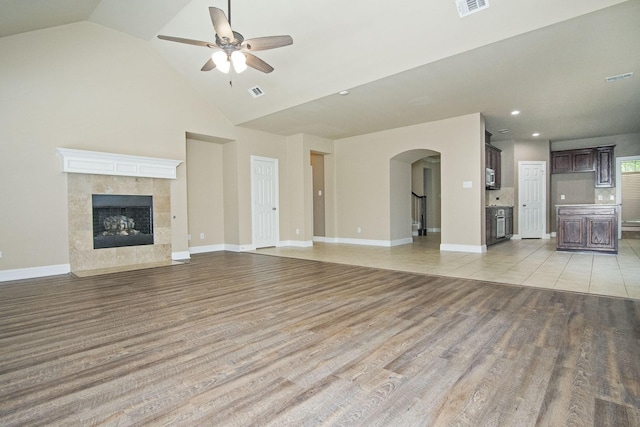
xmin=92 ymin=195 xmax=153 ymax=249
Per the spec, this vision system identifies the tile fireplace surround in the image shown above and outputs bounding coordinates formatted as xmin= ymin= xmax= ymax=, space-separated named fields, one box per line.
xmin=67 ymin=174 xmax=171 ymax=275
xmin=58 ymin=148 xmax=182 ymax=275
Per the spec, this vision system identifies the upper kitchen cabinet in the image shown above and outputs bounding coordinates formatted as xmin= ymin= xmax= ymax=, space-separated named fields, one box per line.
xmin=485 ymin=143 xmax=501 ymax=190
xmin=551 ymin=149 xmax=594 ymax=173
xmin=595 ymin=146 xmax=615 ymax=187
xmin=551 ymin=145 xmax=615 ymax=187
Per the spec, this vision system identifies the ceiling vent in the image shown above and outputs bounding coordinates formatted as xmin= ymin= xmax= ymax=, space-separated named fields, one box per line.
xmin=605 ymin=72 xmax=633 ymax=83
xmin=456 ymin=0 xmax=489 ymax=18
xmin=248 ymin=86 xmax=265 ymax=98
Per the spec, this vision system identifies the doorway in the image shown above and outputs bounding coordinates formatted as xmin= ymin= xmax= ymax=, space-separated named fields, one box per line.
xmin=251 ymin=156 xmax=279 ymax=248
xmin=518 ymin=161 xmax=546 ymax=238
xmin=616 ymin=155 xmax=640 ymax=239
xmin=311 ymin=153 xmax=325 ymax=238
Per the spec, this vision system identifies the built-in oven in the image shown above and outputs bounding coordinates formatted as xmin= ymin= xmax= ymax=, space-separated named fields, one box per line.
xmin=496 ymin=208 xmax=506 ymax=238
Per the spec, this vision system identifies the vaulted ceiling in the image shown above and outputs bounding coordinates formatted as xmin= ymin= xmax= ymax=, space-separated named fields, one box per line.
xmin=2 ymin=0 xmax=639 ymax=142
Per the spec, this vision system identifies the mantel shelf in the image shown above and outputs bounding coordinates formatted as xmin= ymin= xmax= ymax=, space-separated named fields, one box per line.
xmin=56 ymin=148 xmax=182 ymax=179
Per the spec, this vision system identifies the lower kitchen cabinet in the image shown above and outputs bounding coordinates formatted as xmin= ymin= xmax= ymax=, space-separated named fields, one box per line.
xmin=486 ymin=206 xmax=513 ymax=247
xmin=556 ymin=205 xmax=618 ymax=253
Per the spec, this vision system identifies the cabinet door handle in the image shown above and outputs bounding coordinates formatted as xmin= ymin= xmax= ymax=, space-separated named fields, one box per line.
xmin=523 ymin=204 xmax=527 ymax=207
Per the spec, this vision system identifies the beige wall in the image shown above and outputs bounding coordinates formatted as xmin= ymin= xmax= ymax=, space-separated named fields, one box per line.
xmin=0 ymin=19 xmax=524 ymax=274
xmin=0 ymin=22 xmax=235 ymax=271
xmin=186 ymin=139 xmax=226 ymax=248
xmin=335 ymin=114 xmax=485 ymax=249
xmin=492 ymin=139 xmax=551 ymax=235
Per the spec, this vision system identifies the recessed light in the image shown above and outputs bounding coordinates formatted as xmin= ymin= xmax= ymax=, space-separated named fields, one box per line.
xmin=511 ymin=110 xmax=520 ymax=115
xmin=338 ymin=90 xmax=349 ymax=96
xmin=532 ymin=132 xmax=540 ymax=137
xmin=605 ymin=72 xmax=633 ymax=83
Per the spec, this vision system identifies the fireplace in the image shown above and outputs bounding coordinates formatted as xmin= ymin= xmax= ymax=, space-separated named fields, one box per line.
xmin=92 ymin=194 xmax=154 ymax=249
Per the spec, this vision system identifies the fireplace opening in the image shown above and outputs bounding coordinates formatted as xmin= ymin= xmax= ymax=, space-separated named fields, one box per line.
xmin=92 ymin=195 xmax=153 ymax=249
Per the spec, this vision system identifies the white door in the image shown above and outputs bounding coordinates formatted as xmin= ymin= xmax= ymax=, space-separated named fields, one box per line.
xmin=251 ymin=156 xmax=279 ymax=248
xmin=518 ymin=161 xmax=546 ymax=238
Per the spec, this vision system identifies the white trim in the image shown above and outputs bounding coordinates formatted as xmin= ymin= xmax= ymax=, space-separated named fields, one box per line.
xmin=188 ymin=245 xmax=225 ymax=255
xmin=518 ymin=161 xmax=547 ymax=239
xmin=616 ymin=155 xmax=640 ymax=240
xmin=250 ymin=156 xmax=280 ymax=249
xmin=171 ymin=251 xmax=191 ymax=260
xmin=391 ymin=237 xmax=414 ymax=246
xmin=278 ymin=240 xmax=313 ymax=247
xmin=314 ymin=236 xmax=339 ymax=243
xmin=0 ymin=264 xmax=70 ymax=282
xmin=56 ymin=148 xmax=182 ymax=179
xmin=440 ymin=243 xmax=486 ymax=253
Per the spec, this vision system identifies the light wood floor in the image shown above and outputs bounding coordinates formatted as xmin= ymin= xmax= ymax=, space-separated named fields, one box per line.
xmin=257 ymin=234 xmax=640 ymax=299
xmin=1 ymin=252 xmax=639 ymax=426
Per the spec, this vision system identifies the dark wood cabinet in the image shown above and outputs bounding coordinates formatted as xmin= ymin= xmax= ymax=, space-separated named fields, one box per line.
xmin=572 ymin=149 xmax=595 ymax=172
xmin=486 ymin=206 xmax=513 ymax=246
xmin=556 ymin=205 xmax=617 ymax=253
xmin=551 ymin=149 xmax=594 ymax=173
xmin=551 ymin=145 xmax=614 ymax=187
xmin=551 ymin=151 xmax=572 ymax=173
xmin=595 ymin=146 xmax=614 ymax=187
xmin=485 ymin=144 xmax=501 ymax=190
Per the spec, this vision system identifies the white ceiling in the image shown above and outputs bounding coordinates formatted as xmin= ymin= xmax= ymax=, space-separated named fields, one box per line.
xmin=2 ymin=0 xmax=639 ymax=142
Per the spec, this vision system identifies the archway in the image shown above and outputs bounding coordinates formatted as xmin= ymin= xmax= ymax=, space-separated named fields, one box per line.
xmin=390 ymin=149 xmax=441 ymax=245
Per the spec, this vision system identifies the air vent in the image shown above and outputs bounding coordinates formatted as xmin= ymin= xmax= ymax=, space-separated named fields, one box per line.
xmin=456 ymin=0 xmax=489 ymax=18
xmin=248 ymin=86 xmax=265 ymax=98
xmin=605 ymin=72 xmax=633 ymax=83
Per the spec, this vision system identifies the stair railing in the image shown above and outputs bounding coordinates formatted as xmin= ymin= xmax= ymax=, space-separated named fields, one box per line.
xmin=411 ymin=192 xmax=427 ymax=236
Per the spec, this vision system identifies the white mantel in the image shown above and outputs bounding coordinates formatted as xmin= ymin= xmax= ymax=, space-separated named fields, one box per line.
xmin=56 ymin=148 xmax=182 ymax=179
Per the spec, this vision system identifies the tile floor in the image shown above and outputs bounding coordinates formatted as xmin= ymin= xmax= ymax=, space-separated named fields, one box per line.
xmin=256 ymin=234 xmax=640 ymax=300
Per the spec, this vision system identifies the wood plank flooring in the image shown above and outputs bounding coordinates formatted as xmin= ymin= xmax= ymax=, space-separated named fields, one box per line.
xmin=0 ymin=252 xmax=639 ymax=426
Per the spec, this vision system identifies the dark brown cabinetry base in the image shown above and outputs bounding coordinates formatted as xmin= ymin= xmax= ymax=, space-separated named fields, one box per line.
xmin=556 ymin=205 xmax=617 ymax=253
xmin=486 ymin=206 xmax=513 ymax=246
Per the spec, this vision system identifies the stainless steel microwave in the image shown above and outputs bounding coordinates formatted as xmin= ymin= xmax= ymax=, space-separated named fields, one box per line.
xmin=486 ymin=167 xmax=496 ymax=187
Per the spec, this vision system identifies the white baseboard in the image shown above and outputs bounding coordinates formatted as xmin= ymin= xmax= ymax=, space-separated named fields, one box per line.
xmin=188 ymin=244 xmax=256 ymax=253
xmin=278 ymin=240 xmax=313 ymax=247
xmin=0 ymin=264 xmax=71 ymax=283
xmin=511 ymin=234 xmax=552 ymax=240
xmin=314 ymin=236 xmax=339 ymax=243
xmin=440 ymin=243 xmax=485 ymax=253
xmin=188 ymin=245 xmax=225 ymax=255
xmin=172 ymin=250 xmax=192 ymax=260
xmin=336 ymin=237 xmax=390 ymax=247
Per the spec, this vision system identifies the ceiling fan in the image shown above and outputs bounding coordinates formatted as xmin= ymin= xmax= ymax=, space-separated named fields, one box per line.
xmin=157 ymin=1 xmax=292 ymax=74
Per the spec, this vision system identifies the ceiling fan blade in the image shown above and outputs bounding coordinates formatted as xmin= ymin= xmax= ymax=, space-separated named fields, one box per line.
xmin=244 ymin=53 xmax=274 ymax=73
xmin=157 ymin=35 xmax=213 ymax=48
xmin=209 ymin=7 xmax=234 ymax=42
xmin=201 ymin=58 xmax=216 ymax=71
xmin=242 ymin=35 xmax=293 ymax=51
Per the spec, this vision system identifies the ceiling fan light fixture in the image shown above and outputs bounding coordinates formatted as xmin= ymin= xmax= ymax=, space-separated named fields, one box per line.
xmin=212 ymin=51 xmax=230 ymax=73
xmin=231 ymin=51 xmax=247 ymax=73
